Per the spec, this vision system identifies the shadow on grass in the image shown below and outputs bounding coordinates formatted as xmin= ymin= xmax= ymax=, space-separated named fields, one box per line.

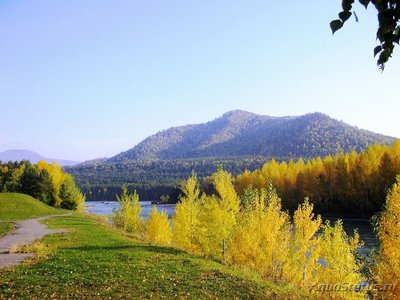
xmin=64 ymin=244 xmax=185 ymax=255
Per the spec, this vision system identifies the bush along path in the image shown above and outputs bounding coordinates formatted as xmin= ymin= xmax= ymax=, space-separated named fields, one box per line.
xmin=0 ymin=214 xmax=70 ymax=268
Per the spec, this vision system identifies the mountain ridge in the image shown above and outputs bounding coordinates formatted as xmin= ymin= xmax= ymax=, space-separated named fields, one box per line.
xmin=108 ymin=111 xmax=396 ymax=162
xmin=0 ymin=149 xmax=80 ymax=166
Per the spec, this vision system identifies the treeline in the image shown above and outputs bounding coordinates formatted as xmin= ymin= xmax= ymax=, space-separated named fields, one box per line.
xmin=0 ymin=160 xmax=85 ymax=210
xmin=236 ymin=141 xmax=400 ymax=216
xmin=111 ymin=170 xmax=400 ymax=299
xmin=80 ymin=184 xmax=181 ymax=203
xmin=66 ymin=157 xmax=268 ymax=201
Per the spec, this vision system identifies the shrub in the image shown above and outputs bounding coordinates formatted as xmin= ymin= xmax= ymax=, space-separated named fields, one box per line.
xmin=145 ymin=206 xmax=172 ymax=246
xmin=110 ymin=186 xmax=143 ymax=236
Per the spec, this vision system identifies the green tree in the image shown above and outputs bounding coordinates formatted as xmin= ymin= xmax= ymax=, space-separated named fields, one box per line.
xmin=20 ymin=165 xmax=54 ymax=205
xmin=59 ymin=174 xmax=85 ymax=210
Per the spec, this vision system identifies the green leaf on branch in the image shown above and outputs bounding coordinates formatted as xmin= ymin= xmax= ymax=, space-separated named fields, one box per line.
xmin=393 ymin=27 xmax=400 ymax=44
xmin=330 ymin=20 xmax=344 ymax=34
xmin=339 ymin=11 xmax=352 ymax=22
xmin=342 ymin=0 xmax=355 ymax=11
xmin=374 ymin=45 xmax=382 ymax=57
xmin=358 ymin=0 xmax=369 ymax=9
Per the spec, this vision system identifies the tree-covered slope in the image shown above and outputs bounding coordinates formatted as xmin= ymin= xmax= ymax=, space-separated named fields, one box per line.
xmin=109 ymin=111 xmax=395 ymax=162
xmin=67 ymin=111 xmax=397 ymax=201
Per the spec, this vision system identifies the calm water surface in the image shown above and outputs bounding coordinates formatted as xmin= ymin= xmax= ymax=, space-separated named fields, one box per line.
xmin=85 ymin=201 xmax=377 ymax=254
xmin=85 ymin=201 xmax=175 ymax=219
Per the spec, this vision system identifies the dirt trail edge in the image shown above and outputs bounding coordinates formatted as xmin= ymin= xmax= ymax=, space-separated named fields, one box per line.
xmin=0 ymin=214 xmax=70 ymax=268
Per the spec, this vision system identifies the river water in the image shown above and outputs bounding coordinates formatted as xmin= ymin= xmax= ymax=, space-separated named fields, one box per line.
xmin=85 ymin=201 xmax=377 ymax=255
xmin=85 ymin=201 xmax=176 ymax=219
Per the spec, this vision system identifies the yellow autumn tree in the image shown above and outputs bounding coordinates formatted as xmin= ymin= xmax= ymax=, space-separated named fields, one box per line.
xmin=172 ymin=172 xmax=201 ymax=252
xmin=196 ymin=168 xmax=240 ymax=260
xmin=227 ymin=185 xmax=291 ymax=280
xmin=314 ymin=220 xmax=365 ymax=300
xmin=110 ymin=186 xmax=143 ymax=236
xmin=372 ymin=177 xmax=400 ymax=299
xmin=145 ymin=206 xmax=172 ymax=246
xmin=212 ymin=168 xmax=241 ymax=215
xmin=283 ymin=199 xmax=322 ymax=291
xmin=36 ymin=160 xmax=64 ymax=206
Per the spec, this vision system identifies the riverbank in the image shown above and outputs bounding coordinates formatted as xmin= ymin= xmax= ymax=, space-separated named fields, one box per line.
xmin=86 ymin=200 xmax=378 ymax=255
xmin=0 ymin=213 xmax=293 ymax=299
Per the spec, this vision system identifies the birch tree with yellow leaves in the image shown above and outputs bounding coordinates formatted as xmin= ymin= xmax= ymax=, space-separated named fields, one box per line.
xmin=227 ymin=185 xmax=291 ymax=280
xmin=372 ymin=177 xmax=400 ymax=299
xmin=314 ymin=220 xmax=365 ymax=300
xmin=196 ymin=168 xmax=240 ymax=260
xmin=172 ymin=172 xmax=201 ymax=252
xmin=36 ymin=160 xmax=64 ymax=206
xmin=283 ymin=199 xmax=322 ymax=290
xmin=145 ymin=206 xmax=172 ymax=246
xmin=111 ymin=186 xmax=143 ymax=236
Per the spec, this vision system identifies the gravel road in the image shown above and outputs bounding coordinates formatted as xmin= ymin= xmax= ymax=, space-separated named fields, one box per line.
xmin=0 ymin=215 xmax=69 ymax=268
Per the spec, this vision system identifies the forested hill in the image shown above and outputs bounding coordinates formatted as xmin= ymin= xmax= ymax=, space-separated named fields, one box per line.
xmin=109 ymin=111 xmax=395 ymax=162
xmin=67 ymin=111 xmax=397 ymax=201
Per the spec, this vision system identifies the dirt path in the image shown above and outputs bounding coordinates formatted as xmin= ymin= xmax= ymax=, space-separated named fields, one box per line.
xmin=0 ymin=214 xmax=70 ymax=268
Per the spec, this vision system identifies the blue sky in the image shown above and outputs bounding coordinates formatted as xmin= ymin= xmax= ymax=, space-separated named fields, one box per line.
xmin=0 ymin=1 xmax=399 ymax=161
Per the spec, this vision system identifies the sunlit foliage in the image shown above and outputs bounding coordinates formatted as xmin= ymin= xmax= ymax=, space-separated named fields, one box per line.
xmin=145 ymin=206 xmax=172 ymax=246
xmin=59 ymin=174 xmax=85 ymax=210
xmin=236 ymin=141 xmax=400 ymax=214
xmin=283 ymin=199 xmax=322 ymax=290
xmin=37 ymin=161 xmax=64 ymax=206
xmin=314 ymin=221 xmax=365 ymax=299
xmin=112 ymin=170 xmax=368 ymax=299
xmin=371 ymin=177 xmax=400 ymax=299
xmin=110 ymin=186 xmax=143 ymax=236
xmin=172 ymin=173 xmax=201 ymax=252
xmin=0 ymin=160 xmax=85 ymax=210
xmin=227 ymin=185 xmax=291 ymax=280
xmin=196 ymin=169 xmax=240 ymax=260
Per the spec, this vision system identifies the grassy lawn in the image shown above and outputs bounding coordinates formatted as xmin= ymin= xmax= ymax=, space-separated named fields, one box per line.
xmin=0 ymin=222 xmax=14 ymax=237
xmin=0 ymin=193 xmax=64 ymax=221
xmin=0 ymin=214 xmax=293 ymax=299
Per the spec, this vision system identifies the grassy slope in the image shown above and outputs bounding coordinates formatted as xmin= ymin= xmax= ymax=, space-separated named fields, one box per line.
xmin=0 ymin=214 xmax=294 ymax=299
xmin=0 ymin=222 xmax=14 ymax=237
xmin=0 ymin=193 xmax=61 ymax=221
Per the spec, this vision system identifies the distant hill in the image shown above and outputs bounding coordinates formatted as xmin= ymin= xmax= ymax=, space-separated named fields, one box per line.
xmin=75 ymin=157 xmax=108 ymax=167
xmin=0 ymin=149 xmax=80 ymax=166
xmin=68 ymin=111 xmax=397 ymax=201
xmin=109 ymin=111 xmax=396 ymax=162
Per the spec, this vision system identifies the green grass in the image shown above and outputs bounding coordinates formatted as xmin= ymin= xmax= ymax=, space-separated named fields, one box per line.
xmin=0 ymin=222 xmax=14 ymax=237
xmin=0 ymin=193 xmax=63 ymax=221
xmin=0 ymin=214 xmax=294 ymax=299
